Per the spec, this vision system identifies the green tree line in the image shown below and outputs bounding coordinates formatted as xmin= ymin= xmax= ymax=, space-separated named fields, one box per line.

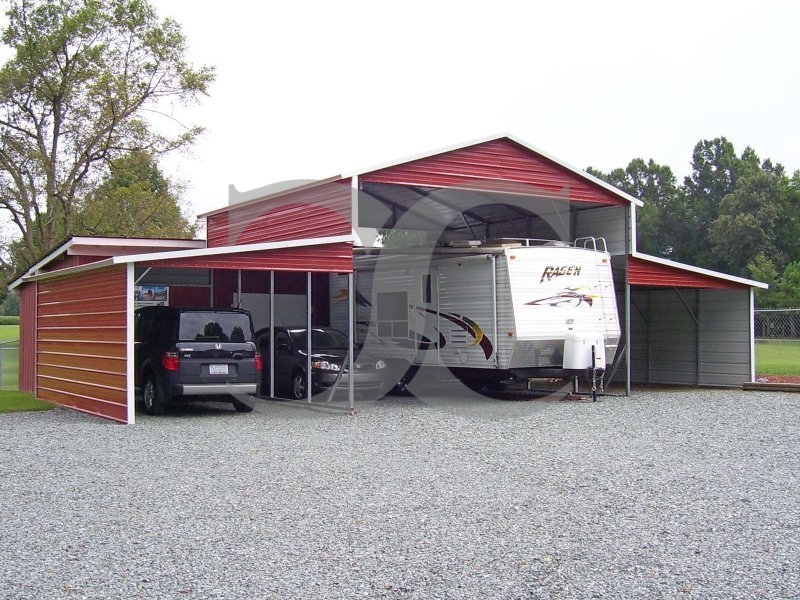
xmin=587 ymin=137 xmax=800 ymax=308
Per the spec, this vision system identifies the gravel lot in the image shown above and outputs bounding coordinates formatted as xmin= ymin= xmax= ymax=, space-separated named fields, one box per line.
xmin=1 ymin=388 xmax=799 ymax=599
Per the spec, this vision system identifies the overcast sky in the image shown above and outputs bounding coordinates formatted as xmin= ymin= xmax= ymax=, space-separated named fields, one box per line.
xmin=31 ymin=1 xmax=800 ymax=222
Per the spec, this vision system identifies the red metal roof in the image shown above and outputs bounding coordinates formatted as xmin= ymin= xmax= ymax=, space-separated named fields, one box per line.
xmin=206 ymin=179 xmax=352 ymax=248
xmin=627 ymin=255 xmax=756 ymax=290
xmin=359 ymin=137 xmax=631 ymax=206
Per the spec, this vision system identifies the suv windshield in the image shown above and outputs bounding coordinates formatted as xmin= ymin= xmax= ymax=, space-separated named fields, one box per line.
xmin=288 ymin=328 xmax=349 ymax=350
xmin=179 ymin=312 xmax=252 ymax=342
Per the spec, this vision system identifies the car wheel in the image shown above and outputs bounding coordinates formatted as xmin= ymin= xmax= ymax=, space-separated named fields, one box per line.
xmin=291 ymin=370 xmax=307 ymax=400
xmin=232 ymin=398 xmax=254 ymax=413
xmin=389 ymin=370 xmax=414 ymax=396
xmin=142 ymin=375 xmax=167 ymax=415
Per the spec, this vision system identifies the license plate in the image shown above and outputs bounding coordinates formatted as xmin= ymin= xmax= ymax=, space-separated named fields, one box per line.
xmin=209 ymin=364 xmax=229 ymax=375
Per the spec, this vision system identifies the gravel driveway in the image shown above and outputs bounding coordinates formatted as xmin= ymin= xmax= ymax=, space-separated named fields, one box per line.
xmin=1 ymin=388 xmax=798 ymax=599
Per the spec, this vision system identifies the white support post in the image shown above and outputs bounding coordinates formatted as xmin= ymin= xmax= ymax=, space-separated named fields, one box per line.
xmin=348 ymin=271 xmax=355 ymax=410
xmin=307 ymin=271 xmax=312 ymax=403
xmin=270 ymin=271 xmax=275 ymax=399
xmin=126 ymin=263 xmax=136 ymax=425
xmin=625 ymin=283 xmax=632 ymax=396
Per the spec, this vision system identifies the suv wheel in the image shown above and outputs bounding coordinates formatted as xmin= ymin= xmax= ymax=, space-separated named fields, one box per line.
xmin=291 ymin=370 xmax=307 ymax=400
xmin=232 ymin=398 xmax=254 ymax=413
xmin=142 ymin=375 xmax=168 ymax=415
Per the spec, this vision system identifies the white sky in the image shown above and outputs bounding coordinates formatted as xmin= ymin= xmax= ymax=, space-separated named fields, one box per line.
xmin=10 ymin=0 xmax=800 ymax=226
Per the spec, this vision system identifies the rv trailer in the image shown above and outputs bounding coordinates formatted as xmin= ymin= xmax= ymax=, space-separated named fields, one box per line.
xmin=330 ymin=238 xmax=620 ymax=392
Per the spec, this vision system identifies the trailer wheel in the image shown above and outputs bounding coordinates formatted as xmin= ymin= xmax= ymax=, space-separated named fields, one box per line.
xmin=459 ymin=376 xmax=485 ymax=392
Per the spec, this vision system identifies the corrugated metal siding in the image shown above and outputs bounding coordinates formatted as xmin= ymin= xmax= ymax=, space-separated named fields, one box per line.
xmin=18 ymin=282 xmax=37 ymax=392
xmin=698 ymin=289 xmax=753 ymax=386
xmin=41 ymin=255 xmax=108 ymax=273
xmin=36 ymin=265 xmax=128 ymax=422
xmin=207 ymin=180 xmax=352 ymax=248
xmin=628 ymin=289 xmax=650 ymax=383
xmin=359 ymin=138 xmax=628 ymax=206
xmin=640 ymin=289 xmax=699 ymax=385
xmin=575 ymin=206 xmax=628 ymax=255
xmin=141 ymin=243 xmax=353 ymax=273
xmin=628 ymin=257 xmax=746 ymax=289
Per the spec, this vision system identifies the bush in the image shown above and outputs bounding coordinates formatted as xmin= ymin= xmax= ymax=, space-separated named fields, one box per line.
xmin=0 ymin=293 xmax=19 ymax=316
xmin=0 ymin=316 xmax=20 ymax=325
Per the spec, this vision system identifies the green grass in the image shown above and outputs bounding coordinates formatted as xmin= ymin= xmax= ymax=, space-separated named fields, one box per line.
xmin=0 ymin=390 xmax=54 ymax=413
xmin=0 ymin=339 xmax=19 ymax=391
xmin=756 ymin=340 xmax=800 ymax=376
xmin=0 ymin=324 xmax=19 ymax=342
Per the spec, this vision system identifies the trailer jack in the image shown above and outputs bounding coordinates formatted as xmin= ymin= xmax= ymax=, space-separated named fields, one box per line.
xmin=590 ymin=344 xmax=605 ymax=402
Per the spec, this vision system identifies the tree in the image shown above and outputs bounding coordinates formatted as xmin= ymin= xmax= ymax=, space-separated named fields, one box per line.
xmin=774 ymin=262 xmax=800 ymax=307
xmin=79 ymin=151 xmax=195 ymax=238
xmin=708 ymin=171 xmax=782 ymax=276
xmin=678 ymin=137 xmax=740 ymax=266
xmin=0 ymin=288 xmax=18 ymax=315
xmin=747 ymin=253 xmax=778 ymax=308
xmin=588 ymin=158 xmax=680 ymax=258
xmin=0 ymin=0 xmax=214 ymax=270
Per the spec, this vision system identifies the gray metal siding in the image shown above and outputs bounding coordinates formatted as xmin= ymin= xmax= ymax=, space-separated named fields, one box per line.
xmin=575 ymin=206 xmax=628 ymax=255
xmin=647 ymin=290 xmax=699 ymax=385
xmin=698 ymin=289 xmax=753 ymax=385
xmin=628 ymin=288 xmax=754 ymax=387
xmin=628 ymin=289 xmax=650 ymax=383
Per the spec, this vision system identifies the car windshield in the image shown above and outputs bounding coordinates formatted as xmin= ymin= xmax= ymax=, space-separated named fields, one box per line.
xmin=288 ymin=328 xmax=349 ymax=350
xmin=179 ymin=312 xmax=251 ymax=342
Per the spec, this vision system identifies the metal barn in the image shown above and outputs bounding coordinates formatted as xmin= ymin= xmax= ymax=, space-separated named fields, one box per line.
xmin=9 ymin=135 xmax=766 ymax=423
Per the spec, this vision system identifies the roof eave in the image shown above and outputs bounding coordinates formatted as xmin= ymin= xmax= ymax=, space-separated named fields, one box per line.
xmin=631 ymin=250 xmax=769 ymax=289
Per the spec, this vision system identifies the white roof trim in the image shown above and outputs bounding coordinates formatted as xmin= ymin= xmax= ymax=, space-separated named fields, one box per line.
xmin=631 ymin=250 xmax=769 ymax=289
xmin=12 ymin=235 xmax=355 ymax=286
xmin=8 ymin=236 xmax=207 ymax=290
xmin=109 ymin=234 xmax=353 ymax=264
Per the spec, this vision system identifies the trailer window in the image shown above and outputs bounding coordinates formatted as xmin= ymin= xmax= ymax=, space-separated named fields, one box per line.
xmin=376 ymin=291 xmax=409 ymax=338
xmin=422 ymin=274 xmax=432 ymax=304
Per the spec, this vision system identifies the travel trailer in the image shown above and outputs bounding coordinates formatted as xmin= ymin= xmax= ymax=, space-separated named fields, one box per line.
xmin=330 ymin=238 xmax=620 ymax=392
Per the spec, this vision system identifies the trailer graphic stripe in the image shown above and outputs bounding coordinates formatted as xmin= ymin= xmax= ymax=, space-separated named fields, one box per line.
xmin=415 ymin=307 xmax=494 ymax=360
xmin=526 ymin=286 xmax=597 ymax=308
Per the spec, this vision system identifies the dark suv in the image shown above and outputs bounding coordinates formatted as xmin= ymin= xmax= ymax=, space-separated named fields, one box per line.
xmin=134 ymin=306 xmax=262 ymax=415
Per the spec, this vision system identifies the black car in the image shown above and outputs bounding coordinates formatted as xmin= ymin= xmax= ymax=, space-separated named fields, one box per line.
xmin=255 ymin=326 xmax=387 ymax=400
xmin=134 ymin=306 xmax=262 ymax=414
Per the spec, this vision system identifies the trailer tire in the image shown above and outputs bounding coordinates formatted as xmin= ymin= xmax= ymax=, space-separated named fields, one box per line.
xmin=459 ymin=376 xmax=485 ymax=392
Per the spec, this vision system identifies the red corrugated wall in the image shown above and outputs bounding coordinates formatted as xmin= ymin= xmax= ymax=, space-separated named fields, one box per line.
xmin=360 ymin=138 xmax=628 ymax=206
xmin=142 ymin=243 xmax=353 ymax=273
xmin=18 ymin=282 xmax=37 ymax=392
xmin=207 ymin=180 xmax=352 ymax=248
xmin=36 ymin=265 xmax=129 ymax=423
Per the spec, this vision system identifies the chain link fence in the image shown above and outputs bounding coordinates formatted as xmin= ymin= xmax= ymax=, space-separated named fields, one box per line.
xmin=754 ymin=308 xmax=800 ymax=379
xmin=0 ymin=341 xmax=19 ymax=391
